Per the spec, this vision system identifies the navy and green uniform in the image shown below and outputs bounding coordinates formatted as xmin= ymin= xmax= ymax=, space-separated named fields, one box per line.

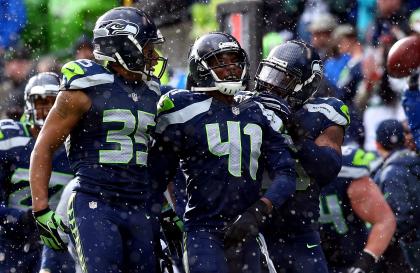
xmin=319 ymin=146 xmax=376 ymax=272
xmin=0 ymin=119 xmax=73 ymax=273
xmin=374 ymin=149 xmax=420 ymax=272
xmin=61 ymin=59 xmax=161 ymax=273
xmin=262 ymin=97 xmax=350 ymax=273
xmin=149 ymin=90 xmax=296 ymax=273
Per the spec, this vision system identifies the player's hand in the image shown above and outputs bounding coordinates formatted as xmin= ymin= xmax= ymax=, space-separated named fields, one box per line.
xmin=255 ymin=91 xmax=291 ymax=123
xmin=347 ymin=250 xmax=377 ymax=273
xmin=33 ymin=207 xmax=70 ymax=251
xmin=223 ymin=200 xmax=269 ymax=249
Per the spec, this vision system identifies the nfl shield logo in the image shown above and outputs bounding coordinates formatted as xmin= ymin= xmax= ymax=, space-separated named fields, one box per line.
xmin=89 ymin=201 xmax=97 ymax=209
xmin=232 ymin=107 xmax=240 ymax=115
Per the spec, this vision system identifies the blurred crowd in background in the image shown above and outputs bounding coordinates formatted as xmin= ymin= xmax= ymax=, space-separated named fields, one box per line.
xmin=0 ymin=0 xmax=419 ymax=152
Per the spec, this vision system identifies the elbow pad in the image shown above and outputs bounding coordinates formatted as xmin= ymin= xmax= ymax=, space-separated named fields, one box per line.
xmin=295 ymin=139 xmax=342 ymax=186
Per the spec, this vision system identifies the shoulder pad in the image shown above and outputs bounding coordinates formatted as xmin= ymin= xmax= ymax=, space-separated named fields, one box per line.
xmin=145 ymin=77 xmax=161 ymax=96
xmin=304 ymin=97 xmax=350 ymax=127
xmin=252 ymin=100 xmax=284 ymax=133
xmin=338 ymin=146 xmax=376 ymax=179
xmin=157 ymin=89 xmax=208 ymax=115
xmin=0 ymin=120 xmax=31 ymax=150
xmin=60 ymin=59 xmax=114 ymax=90
xmin=156 ymin=90 xmax=212 ymax=133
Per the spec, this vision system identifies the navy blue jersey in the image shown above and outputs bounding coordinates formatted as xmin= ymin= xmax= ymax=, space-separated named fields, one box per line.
xmin=319 ymin=146 xmax=376 ymax=267
xmin=266 ymin=97 xmax=350 ymax=235
xmin=61 ymin=59 xmax=161 ymax=201
xmin=150 ymin=90 xmax=295 ymax=231
xmin=374 ymin=149 xmax=420 ymax=239
xmin=0 ymin=119 xmax=73 ymax=237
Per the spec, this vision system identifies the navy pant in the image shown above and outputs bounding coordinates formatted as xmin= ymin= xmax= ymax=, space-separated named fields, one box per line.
xmin=264 ymin=231 xmax=329 ymax=273
xmin=68 ymin=191 xmax=157 ymax=273
xmin=41 ymin=245 xmax=76 ymax=273
xmin=183 ymin=229 xmax=261 ymax=273
xmin=0 ymin=239 xmax=41 ymax=273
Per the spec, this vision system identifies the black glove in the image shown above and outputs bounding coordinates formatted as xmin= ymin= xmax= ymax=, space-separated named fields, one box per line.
xmin=223 ymin=200 xmax=269 ymax=249
xmin=347 ymin=250 xmax=377 ymax=273
xmin=408 ymin=69 xmax=419 ymax=91
xmin=255 ymin=92 xmax=291 ymax=123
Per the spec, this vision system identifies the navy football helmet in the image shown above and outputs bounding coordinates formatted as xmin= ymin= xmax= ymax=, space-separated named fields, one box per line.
xmin=255 ymin=40 xmax=323 ymax=109
xmin=188 ymin=32 xmax=249 ymax=96
xmin=93 ymin=7 xmax=167 ymax=79
xmin=24 ymin=72 xmax=60 ymax=127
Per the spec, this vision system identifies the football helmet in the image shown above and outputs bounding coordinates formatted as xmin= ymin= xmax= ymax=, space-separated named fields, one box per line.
xmin=93 ymin=7 xmax=167 ymax=79
xmin=255 ymin=40 xmax=323 ymax=109
xmin=24 ymin=72 xmax=60 ymax=127
xmin=188 ymin=32 xmax=249 ymax=96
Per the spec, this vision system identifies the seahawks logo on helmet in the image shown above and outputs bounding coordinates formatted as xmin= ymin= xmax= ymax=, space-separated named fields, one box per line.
xmin=94 ymin=19 xmax=139 ymax=38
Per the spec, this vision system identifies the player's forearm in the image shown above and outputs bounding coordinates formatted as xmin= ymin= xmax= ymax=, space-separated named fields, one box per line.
xmin=29 ymin=143 xmax=54 ymax=212
xmin=295 ymin=139 xmax=342 ymax=185
xmin=263 ymin=172 xmax=296 ymax=209
xmin=364 ymin=215 xmax=396 ymax=257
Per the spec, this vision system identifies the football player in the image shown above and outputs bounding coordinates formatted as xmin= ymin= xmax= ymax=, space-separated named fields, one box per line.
xmin=254 ymin=40 xmax=350 ymax=273
xmin=0 ymin=72 xmax=74 ymax=272
xmin=320 ymin=145 xmax=396 ymax=273
xmin=149 ymin=32 xmax=296 ymax=273
xmin=373 ymin=119 xmax=420 ymax=272
xmin=29 ymin=7 xmax=167 ymax=273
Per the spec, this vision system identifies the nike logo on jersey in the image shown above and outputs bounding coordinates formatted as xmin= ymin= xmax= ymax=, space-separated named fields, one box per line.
xmin=306 ymin=243 xmax=318 ymax=249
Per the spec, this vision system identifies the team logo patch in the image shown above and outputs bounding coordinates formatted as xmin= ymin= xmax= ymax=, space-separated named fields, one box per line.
xmin=89 ymin=201 xmax=97 ymax=209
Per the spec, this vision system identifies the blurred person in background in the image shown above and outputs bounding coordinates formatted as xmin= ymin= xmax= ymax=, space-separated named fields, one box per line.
xmin=330 ymin=24 xmax=365 ymax=146
xmin=73 ymin=35 xmax=94 ymax=60
xmin=36 ymin=55 xmax=61 ymax=74
xmin=320 ymin=145 xmax=396 ymax=273
xmin=374 ymin=119 xmax=420 ymax=272
xmin=402 ymin=120 xmax=418 ymax=152
xmin=0 ymin=45 xmax=35 ymax=120
xmin=0 ymin=72 xmax=73 ymax=273
xmin=308 ymin=13 xmax=338 ymax=61
xmin=366 ymin=0 xmax=410 ymax=46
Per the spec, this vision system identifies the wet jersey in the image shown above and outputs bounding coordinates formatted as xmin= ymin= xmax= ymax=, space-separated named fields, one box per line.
xmin=0 ymin=119 xmax=73 ymax=238
xmin=61 ymin=59 xmax=160 ymax=201
xmin=319 ymin=146 xmax=376 ymax=267
xmin=266 ymin=97 xmax=350 ymax=235
xmin=150 ymin=90 xmax=295 ymax=231
xmin=374 ymin=149 xmax=420 ymax=239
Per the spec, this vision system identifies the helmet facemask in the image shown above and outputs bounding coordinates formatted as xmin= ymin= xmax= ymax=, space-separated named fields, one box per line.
xmin=113 ymin=35 xmax=168 ymax=80
xmin=255 ymin=59 xmax=322 ymax=109
xmin=190 ymin=48 xmax=249 ymax=96
xmin=25 ymin=86 xmax=58 ymax=127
